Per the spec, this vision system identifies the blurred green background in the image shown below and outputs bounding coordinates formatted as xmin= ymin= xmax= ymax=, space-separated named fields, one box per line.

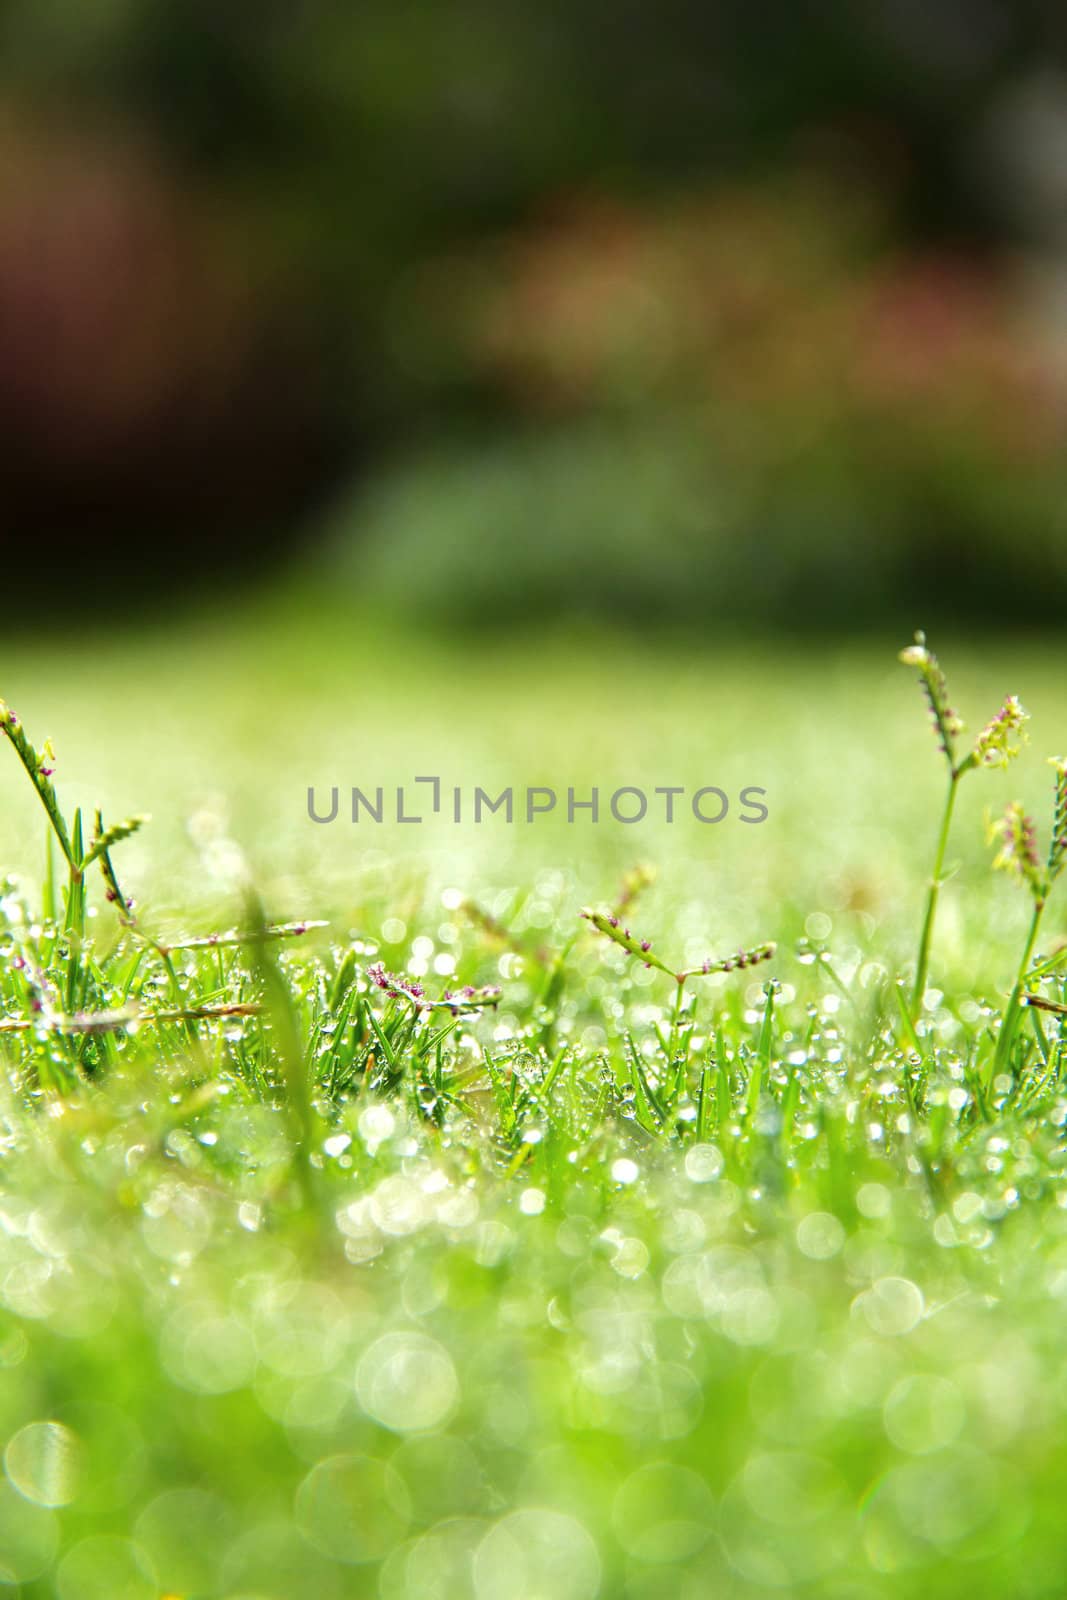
xmin=3 ymin=0 xmax=1067 ymax=628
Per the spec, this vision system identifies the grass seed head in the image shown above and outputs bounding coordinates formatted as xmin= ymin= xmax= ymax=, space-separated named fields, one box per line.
xmin=899 ymin=631 xmax=964 ymax=769
xmin=0 ymin=695 xmax=76 ymax=868
xmin=368 ymin=961 xmax=500 ymax=1014
xmin=616 ymin=863 xmax=657 ymax=912
xmin=1048 ymin=758 xmax=1067 ymax=884
xmin=440 ymin=982 xmax=502 ymax=1014
xmin=968 ymin=695 xmax=1028 ymax=772
xmin=682 ymin=941 xmax=777 ymax=979
xmin=368 ymin=962 xmax=425 ymax=1004
xmin=583 ymin=909 xmax=775 ymax=983
xmin=991 ymin=801 xmax=1047 ymax=904
xmin=580 ymin=908 xmax=675 ymax=975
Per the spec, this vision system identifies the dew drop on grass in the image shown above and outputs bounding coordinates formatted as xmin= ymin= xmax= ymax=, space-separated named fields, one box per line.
xmin=741 ymin=1449 xmax=844 ymax=1528
xmin=856 ymin=1183 xmax=891 ymax=1219
xmin=796 ymin=1212 xmax=846 ymax=1261
xmin=856 ymin=1277 xmax=924 ymax=1338
xmin=473 ymin=1509 xmax=600 ymax=1600
xmin=610 ymin=1236 xmax=650 ymax=1278
xmin=685 ymin=1143 xmax=724 ymax=1183
xmin=612 ymin=1461 xmax=714 ymax=1561
xmin=0 ymin=1479 xmax=57 ymax=1584
xmin=383 ymin=1516 xmax=486 ymax=1600
xmin=358 ymin=1104 xmax=395 ymax=1151
xmin=295 ymin=1453 xmax=410 ymax=1564
xmin=159 ymin=1308 xmax=255 ymax=1394
xmin=952 ymin=1192 xmax=983 ymax=1225
xmin=55 ymin=1535 xmax=155 ymax=1600
xmin=356 ymin=1332 xmax=459 ymax=1433
xmin=4 ymin=1420 xmax=81 ymax=1508
xmin=884 ymin=1374 xmax=965 ymax=1454
xmin=134 ymin=1487 xmax=233 ymax=1595
xmin=369 ymin=1176 xmax=423 ymax=1235
xmin=722 ymin=1287 xmax=780 ymax=1346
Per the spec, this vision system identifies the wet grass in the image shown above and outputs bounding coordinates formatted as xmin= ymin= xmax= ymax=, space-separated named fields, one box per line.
xmin=0 ymin=603 xmax=1065 ymax=1598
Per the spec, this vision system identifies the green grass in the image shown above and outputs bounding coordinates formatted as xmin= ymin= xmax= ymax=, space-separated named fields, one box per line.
xmin=0 ymin=601 xmax=1065 ymax=1598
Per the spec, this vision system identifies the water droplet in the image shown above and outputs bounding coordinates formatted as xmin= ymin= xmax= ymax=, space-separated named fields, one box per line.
xmin=5 ymin=1421 xmax=81 ymax=1508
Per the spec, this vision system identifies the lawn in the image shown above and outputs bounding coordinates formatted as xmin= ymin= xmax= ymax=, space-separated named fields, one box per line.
xmin=0 ymin=596 xmax=1065 ymax=1598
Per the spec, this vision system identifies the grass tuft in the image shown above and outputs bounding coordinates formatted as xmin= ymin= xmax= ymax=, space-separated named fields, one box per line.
xmin=0 ymin=637 xmax=1066 ymax=1596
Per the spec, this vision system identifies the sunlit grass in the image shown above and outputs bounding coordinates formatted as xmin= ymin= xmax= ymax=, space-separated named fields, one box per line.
xmin=0 ymin=601 xmax=1065 ymax=1597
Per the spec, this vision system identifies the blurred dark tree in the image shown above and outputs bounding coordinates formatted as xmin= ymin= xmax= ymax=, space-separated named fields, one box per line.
xmin=0 ymin=0 xmax=1065 ymax=596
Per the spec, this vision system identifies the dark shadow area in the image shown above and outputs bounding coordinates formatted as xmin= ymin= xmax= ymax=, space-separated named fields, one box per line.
xmin=1 ymin=0 xmax=1066 ymax=628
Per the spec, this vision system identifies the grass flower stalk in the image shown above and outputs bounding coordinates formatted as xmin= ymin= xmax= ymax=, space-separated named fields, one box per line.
xmin=581 ymin=906 xmax=774 ymax=1099
xmin=900 ymin=635 xmax=1027 ymax=1018
xmin=368 ymin=961 xmax=501 ymax=1016
xmin=991 ymin=760 xmax=1067 ymax=1082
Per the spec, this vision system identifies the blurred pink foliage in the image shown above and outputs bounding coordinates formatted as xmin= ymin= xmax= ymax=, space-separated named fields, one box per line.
xmin=0 ymin=111 xmax=332 ymax=557
xmin=400 ymin=179 xmax=1067 ymax=471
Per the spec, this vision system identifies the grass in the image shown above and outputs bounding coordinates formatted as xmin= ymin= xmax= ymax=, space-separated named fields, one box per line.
xmin=0 ymin=598 xmax=1066 ymax=1598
